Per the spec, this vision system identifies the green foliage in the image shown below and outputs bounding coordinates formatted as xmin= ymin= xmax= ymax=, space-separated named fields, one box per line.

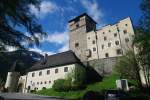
xmin=52 ymin=79 xmax=71 ymax=92
xmin=140 ymin=0 xmax=150 ymax=32
xmin=37 ymin=73 xmax=119 ymax=99
xmin=115 ymin=50 xmax=140 ymax=79
xmin=0 ymin=0 xmax=46 ymax=49
xmin=52 ymin=66 xmax=86 ymax=92
xmin=72 ymin=66 xmax=86 ymax=87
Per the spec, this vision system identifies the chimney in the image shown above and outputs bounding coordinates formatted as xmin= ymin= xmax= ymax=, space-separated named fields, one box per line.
xmin=42 ymin=53 xmax=48 ymax=65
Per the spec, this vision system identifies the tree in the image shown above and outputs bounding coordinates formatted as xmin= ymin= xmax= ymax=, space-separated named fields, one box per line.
xmin=132 ymin=0 xmax=150 ymax=88
xmin=140 ymin=0 xmax=150 ymax=32
xmin=115 ymin=50 xmax=142 ymax=88
xmin=0 ymin=0 xmax=46 ymax=50
xmin=134 ymin=29 xmax=150 ymax=88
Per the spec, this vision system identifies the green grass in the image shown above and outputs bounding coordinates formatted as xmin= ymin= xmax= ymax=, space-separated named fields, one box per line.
xmin=36 ymin=73 xmax=120 ymax=99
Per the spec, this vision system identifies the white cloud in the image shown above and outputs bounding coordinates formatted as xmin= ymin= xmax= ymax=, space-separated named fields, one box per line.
xmin=42 ymin=29 xmax=69 ymax=45
xmin=30 ymin=1 xmax=58 ymax=18
xmin=58 ymin=43 xmax=69 ymax=52
xmin=81 ymin=0 xmax=103 ymax=23
xmin=29 ymin=47 xmax=55 ymax=55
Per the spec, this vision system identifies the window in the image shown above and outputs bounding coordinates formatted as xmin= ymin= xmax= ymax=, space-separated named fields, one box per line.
xmin=114 ymin=33 xmax=117 ymax=37
xmin=92 ymin=40 xmax=95 ymax=44
xmin=103 ymin=32 xmax=105 ymax=34
xmin=104 ymin=36 xmax=107 ymax=41
xmin=117 ymin=27 xmax=120 ymax=32
xmin=116 ymin=49 xmax=122 ymax=55
xmin=102 ymin=45 xmax=104 ymax=49
xmin=88 ymin=37 xmax=90 ymax=40
xmin=125 ymin=38 xmax=129 ymax=42
xmin=105 ymin=53 xmax=109 ymax=57
xmin=115 ymin=41 xmax=119 ymax=45
xmin=76 ymin=23 xmax=79 ymax=28
xmin=44 ymin=81 xmax=47 ymax=84
xmin=123 ymin=30 xmax=127 ymax=34
xmin=109 ymin=30 xmax=111 ymax=32
xmin=32 ymin=73 xmax=35 ymax=77
xmin=39 ymin=71 xmax=42 ymax=76
xmin=75 ymin=43 xmax=79 ymax=48
xmin=93 ymin=47 xmax=96 ymax=52
xmin=55 ymin=69 xmax=58 ymax=73
xmin=64 ymin=67 xmax=68 ymax=72
xmin=108 ymin=43 xmax=111 ymax=47
xmin=37 ymin=82 xmax=39 ymax=85
xmin=47 ymin=70 xmax=50 ymax=75
xmin=40 ymin=82 xmax=43 ymax=84
xmin=49 ymin=81 xmax=51 ymax=83
xmin=125 ymin=24 xmax=128 ymax=26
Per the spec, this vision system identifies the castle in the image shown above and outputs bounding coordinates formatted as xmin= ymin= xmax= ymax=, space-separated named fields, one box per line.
xmin=5 ymin=13 xmax=135 ymax=93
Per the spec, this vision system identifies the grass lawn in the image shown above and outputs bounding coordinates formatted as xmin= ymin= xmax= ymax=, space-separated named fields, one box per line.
xmin=36 ymin=73 xmax=120 ymax=99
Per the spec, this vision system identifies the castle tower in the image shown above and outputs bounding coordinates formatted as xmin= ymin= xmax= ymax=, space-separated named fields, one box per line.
xmin=69 ymin=13 xmax=96 ymax=62
xmin=5 ymin=61 xmax=20 ymax=92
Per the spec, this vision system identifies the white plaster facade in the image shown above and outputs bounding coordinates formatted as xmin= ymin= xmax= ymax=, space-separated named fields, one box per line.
xmin=86 ymin=17 xmax=135 ymax=60
xmin=19 ymin=63 xmax=81 ymax=92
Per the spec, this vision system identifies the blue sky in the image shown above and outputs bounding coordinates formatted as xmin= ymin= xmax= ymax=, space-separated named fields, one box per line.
xmin=27 ymin=0 xmax=142 ymax=55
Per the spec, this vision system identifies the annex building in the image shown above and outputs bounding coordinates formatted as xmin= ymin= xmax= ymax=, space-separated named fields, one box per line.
xmin=5 ymin=13 xmax=135 ymax=93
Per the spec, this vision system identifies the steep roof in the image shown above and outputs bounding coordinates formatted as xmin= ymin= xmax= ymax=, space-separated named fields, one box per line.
xmin=28 ymin=50 xmax=81 ymax=71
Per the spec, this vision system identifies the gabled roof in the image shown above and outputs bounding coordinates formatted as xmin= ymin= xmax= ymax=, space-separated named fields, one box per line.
xmin=28 ymin=50 xmax=81 ymax=71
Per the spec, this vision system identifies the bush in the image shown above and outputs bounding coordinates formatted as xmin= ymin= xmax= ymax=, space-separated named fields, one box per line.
xmin=52 ymin=66 xmax=87 ymax=92
xmin=52 ymin=79 xmax=71 ymax=92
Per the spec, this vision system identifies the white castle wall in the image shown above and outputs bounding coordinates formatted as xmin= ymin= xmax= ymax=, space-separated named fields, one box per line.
xmin=5 ymin=72 xmax=20 ymax=92
xmin=19 ymin=63 xmax=82 ymax=92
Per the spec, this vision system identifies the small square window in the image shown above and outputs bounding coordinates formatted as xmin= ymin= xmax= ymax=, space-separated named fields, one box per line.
xmin=109 ymin=30 xmax=111 ymax=32
xmin=116 ymin=49 xmax=122 ymax=55
xmin=93 ymin=47 xmax=96 ymax=52
xmin=64 ymin=67 xmax=68 ymax=72
xmin=108 ymin=43 xmax=111 ymax=47
xmin=125 ymin=24 xmax=128 ymax=26
xmin=49 ymin=81 xmax=51 ymax=83
xmin=117 ymin=27 xmax=120 ymax=32
xmin=92 ymin=40 xmax=95 ymax=44
xmin=123 ymin=30 xmax=127 ymax=34
xmin=55 ymin=69 xmax=58 ymax=73
xmin=75 ymin=43 xmax=79 ymax=48
xmin=37 ymin=82 xmax=39 ymax=85
xmin=44 ymin=81 xmax=47 ymax=84
xmin=115 ymin=41 xmax=119 ymax=45
xmin=102 ymin=45 xmax=104 ymax=49
xmin=40 ymin=82 xmax=43 ymax=84
xmin=125 ymin=38 xmax=129 ymax=42
xmin=105 ymin=53 xmax=109 ymax=57
xmin=47 ymin=70 xmax=50 ymax=75
xmin=103 ymin=32 xmax=105 ymax=34
xmin=39 ymin=71 xmax=42 ymax=76
xmin=32 ymin=73 xmax=35 ymax=77
xmin=76 ymin=23 xmax=79 ymax=28
xmin=88 ymin=37 xmax=90 ymax=40
xmin=104 ymin=37 xmax=107 ymax=41
xmin=114 ymin=33 xmax=117 ymax=37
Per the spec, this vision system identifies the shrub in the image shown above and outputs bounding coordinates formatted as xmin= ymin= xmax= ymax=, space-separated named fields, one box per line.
xmin=52 ymin=66 xmax=87 ymax=92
